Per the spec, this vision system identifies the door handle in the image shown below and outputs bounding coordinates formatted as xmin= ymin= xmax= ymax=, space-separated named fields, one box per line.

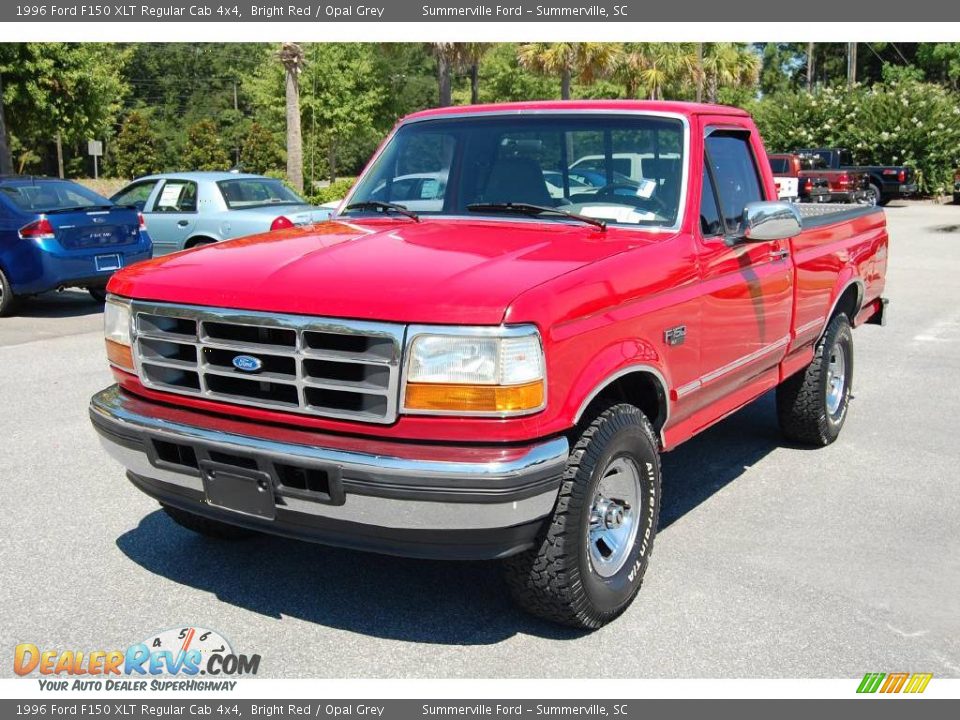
xmin=177 ymin=220 xmax=189 ymax=227
xmin=769 ymin=249 xmax=790 ymax=261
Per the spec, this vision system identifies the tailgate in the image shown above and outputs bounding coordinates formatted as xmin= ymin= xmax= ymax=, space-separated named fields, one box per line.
xmin=47 ymin=207 xmax=142 ymax=250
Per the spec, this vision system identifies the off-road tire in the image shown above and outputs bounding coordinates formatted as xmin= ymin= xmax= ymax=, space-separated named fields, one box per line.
xmin=777 ymin=313 xmax=854 ymax=446
xmin=162 ymin=504 xmax=257 ymax=540
xmin=503 ymin=403 xmax=661 ymax=629
xmin=0 ymin=268 xmax=18 ymax=317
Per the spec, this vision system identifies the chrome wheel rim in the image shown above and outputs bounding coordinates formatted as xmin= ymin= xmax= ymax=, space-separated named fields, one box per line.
xmin=825 ymin=343 xmax=847 ymax=418
xmin=588 ymin=456 xmax=641 ymax=578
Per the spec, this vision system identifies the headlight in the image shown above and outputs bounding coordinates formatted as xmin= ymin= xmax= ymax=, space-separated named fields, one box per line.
xmin=402 ymin=325 xmax=545 ymax=416
xmin=104 ymin=296 xmax=134 ymax=371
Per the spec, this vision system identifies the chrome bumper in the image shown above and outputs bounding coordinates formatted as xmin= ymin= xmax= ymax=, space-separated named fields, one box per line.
xmin=90 ymin=386 xmax=567 ymax=559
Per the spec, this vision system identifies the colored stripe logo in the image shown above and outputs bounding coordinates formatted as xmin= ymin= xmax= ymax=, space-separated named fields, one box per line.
xmin=857 ymin=672 xmax=932 ymax=694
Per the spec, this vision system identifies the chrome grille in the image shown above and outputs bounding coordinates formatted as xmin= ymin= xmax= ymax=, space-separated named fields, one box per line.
xmin=131 ymin=302 xmax=405 ymax=424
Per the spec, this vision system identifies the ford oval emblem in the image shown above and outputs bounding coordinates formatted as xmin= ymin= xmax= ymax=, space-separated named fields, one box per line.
xmin=232 ymin=354 xmax=263 ymax=373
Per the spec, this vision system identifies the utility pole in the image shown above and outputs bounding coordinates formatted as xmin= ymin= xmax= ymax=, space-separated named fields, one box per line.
xmin=847 ymin=42 xmax=857 ymax=87
xmin=806 ymin=42 xmax=815 ymax=92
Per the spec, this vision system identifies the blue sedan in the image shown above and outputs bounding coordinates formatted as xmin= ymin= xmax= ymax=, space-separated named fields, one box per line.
xmin=110 ymin=172 xmax=332 ymax=256
xmin=0 ymin=177 xmax=153 ymax=316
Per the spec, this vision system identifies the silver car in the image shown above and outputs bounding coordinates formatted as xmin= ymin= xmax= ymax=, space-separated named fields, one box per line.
xmin=110 ymin=172 xmax=332 ymax=256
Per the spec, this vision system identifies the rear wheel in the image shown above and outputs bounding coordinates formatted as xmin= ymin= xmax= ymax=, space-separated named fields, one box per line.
xmin=0 ymin=268 xmax=18 ymax=317
xmin=870 ymin=183 xmax=889 ymax=207
xmin=162 ymin=504 xmax=257 ymax=540
xmin=777 ymin=313 xmax=854 ymax=446
xmin=503 ymin=404 xmax=661 ymax=629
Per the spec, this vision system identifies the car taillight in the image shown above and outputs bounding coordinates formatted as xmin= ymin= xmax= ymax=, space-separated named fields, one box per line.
xmin=838 ymin=174 xmax=851 ymax=187
xmin=804 ymin=178 xmax=813 ymax=190
xmin=138 ymin=212 xmax=147 ymax=231
xmin=270 ymin=216 xmax=294 ymax=231
xmin=18 ymin=217 xmax=56 ymax=240
xmin=898 ymin=169 xmax=906 ymax=183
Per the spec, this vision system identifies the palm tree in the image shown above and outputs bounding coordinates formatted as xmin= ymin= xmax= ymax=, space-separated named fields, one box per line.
xmin=518 ymin=43 xmax=620 ymax=100
xmin=701 ymin=43 xmax=759 ymax=103
xmin=430 ymin=43 xmax=458 ymax=107
xmin=696 ymin=43 xmax=704 ymax=102
xmin=615 ymin=44 xmax=698 ymax=101
xmin=457 ymin=43 xmax=490 ymax=105
xmin=279 ymin=42 xmax=305 ymax=192
xmin=806 ymin=42 xmax=815 ymax=92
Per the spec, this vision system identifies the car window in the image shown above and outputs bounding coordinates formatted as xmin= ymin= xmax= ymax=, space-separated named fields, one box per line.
xmin=217 ymin=178 xmax=306 ymax=209
xmin=768 ymin=157 xmax=788 ymax=174
xmin=699 ymin=165 xmax=723 ymax=237
xmin=839 ymin=150 xmax=854 ymax=166
xmin=153 ymin=180 xmax=198 ymax=213
xmin=705 ymin=132 xmax=764 ymax=234
xmin=0 ymin=181 xmax=110 ymax=212
xmin=113 ymin=180 xmax=159 ymax=210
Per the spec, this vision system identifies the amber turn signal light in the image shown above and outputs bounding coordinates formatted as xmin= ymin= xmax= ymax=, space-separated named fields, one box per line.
xmin=403 ymin=380 xmax=544 ymax=414
xmin=105 ymin=339 xmax=134 ymax=372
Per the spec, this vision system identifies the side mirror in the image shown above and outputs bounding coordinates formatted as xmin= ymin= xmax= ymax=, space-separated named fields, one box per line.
xmin=738 ymin=201 xmax=801 ymax=242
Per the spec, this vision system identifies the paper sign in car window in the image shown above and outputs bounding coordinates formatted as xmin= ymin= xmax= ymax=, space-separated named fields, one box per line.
xmin=635 ymin=179 xmax=657 ymax=199
xmin=158 ymin=183 xmax=185 ymax=208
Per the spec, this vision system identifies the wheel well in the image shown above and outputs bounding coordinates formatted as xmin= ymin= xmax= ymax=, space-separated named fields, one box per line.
xmin=578 ymin=371 xmax=668 ymax=435
xmin=831 ymin=282 xmax=862 ymax=324
xmin=185 ymin=236 xmax=217 ymax=249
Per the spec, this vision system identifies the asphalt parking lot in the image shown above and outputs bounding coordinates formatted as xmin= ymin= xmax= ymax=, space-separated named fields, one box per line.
xmin=1 ymin=200 xmax=958 ymax=679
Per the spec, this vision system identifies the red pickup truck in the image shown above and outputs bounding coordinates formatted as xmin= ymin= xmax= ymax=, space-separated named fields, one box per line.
xmin=90 ymin=101 xmax=889 ymax=629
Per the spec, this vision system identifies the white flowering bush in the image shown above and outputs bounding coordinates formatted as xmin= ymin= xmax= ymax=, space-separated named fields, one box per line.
xmin=749 ymin=80 xmax=960 ymax=195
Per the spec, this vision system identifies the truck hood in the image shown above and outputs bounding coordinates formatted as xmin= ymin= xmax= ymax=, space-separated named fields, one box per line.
xmin=109 ymin=217 xmax=654 ymax=325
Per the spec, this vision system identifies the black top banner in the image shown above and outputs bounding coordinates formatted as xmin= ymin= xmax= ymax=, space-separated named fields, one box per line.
xmin=3 ymin=0 xmax=957 ymax=22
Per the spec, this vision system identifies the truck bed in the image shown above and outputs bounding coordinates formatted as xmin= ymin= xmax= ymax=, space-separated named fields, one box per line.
xmin=796 ymin=202 xmax=880 ymax=229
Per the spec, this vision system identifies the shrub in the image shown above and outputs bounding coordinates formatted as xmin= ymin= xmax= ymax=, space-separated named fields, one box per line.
xmin=749 ymin=79 xmax=960 ymax=195
xmin=308 ymin=178 xmax=355 ymax=205
xmin=181 ymin=119 xmax=231 ymax=172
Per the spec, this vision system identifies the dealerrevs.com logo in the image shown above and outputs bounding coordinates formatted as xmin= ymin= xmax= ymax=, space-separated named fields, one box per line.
xmin=857 ymin=672 xmax=933 ymax=694
xmin=14 ymin=626 xmax=260 ymax=691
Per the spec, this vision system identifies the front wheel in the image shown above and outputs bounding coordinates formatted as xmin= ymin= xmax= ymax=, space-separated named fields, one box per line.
xmin=503 ymin=404 xmax=661 ymax=629
xmin=777 ymin=313 xmax=854 ymax=446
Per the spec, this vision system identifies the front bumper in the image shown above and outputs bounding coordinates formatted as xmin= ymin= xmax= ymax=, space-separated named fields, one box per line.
xmin=89 ymin=386 xmax=567 ymax=560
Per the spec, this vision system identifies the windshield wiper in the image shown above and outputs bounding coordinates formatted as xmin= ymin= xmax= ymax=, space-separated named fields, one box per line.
xmin=467 ymin=202 xmax=606 ymax=230
xmin=343 ymin=200 xmax=419 ymax=222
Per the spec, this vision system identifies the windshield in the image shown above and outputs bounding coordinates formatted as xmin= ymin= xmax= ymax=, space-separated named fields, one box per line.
xmin=217 ymin=178 xmax=307 ymax=209
xmin=343 ymin=114 xmax=686 ymax=228
xmin=0 ymin=181 xmax=112 ymax=213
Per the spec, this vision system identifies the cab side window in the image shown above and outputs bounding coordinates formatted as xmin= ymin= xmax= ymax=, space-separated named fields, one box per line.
xmin=704 ymin=132 xmax=764 ymax=235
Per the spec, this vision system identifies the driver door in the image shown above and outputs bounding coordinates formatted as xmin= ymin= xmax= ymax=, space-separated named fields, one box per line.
xmin=692 ymin=125 xmax=793 ymax=411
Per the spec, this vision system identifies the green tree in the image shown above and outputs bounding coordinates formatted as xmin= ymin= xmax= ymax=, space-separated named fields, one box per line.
xmin=240 ymin=122 xmax=283 ymax=174
xmin=111 ymin=111 xmax=160 ymax=178
xmin=477 ymin=43 xmax=555 ymax=102
xmin=303 ymin=44 xmax=386 ymax=182
xmin=181 ymin=119 xmax=229 ymax=171
xmin=0 ymin=43 xmax=128 ymax=176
